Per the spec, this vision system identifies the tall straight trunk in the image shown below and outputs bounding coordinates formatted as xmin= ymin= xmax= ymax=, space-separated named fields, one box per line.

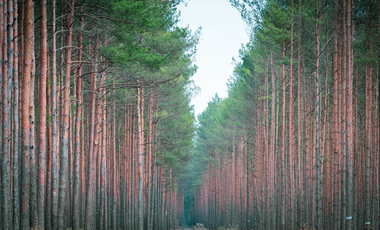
xmin=46 ymin=55 xmax=52 ymax=230
xmin=95 ymin=61 xmax=104 ymax=226
xmin=231 ymin=128 xmax=236 ymax=226
xmin=80 ymin=90 xmax=85 ymax=228
xmin=264 ymin=66 xmax=270 ymax=229
xmin=378 ymin=1 xmax=380 ymax=229
xmin=246 ymin=133 xmax=250 ymax=230
xmin=58 ymin=0 xmax=74 ymax=229
xmin=94 ymin=71 xmax=105 ymax=229
xmin=95 ymin=54 xmax=102 ymax=228
xmin=297 ymin=1 xmax=303 ymax=227
xmin=0 ymin=1 xmax=3 ymax=179
xmin=345 ymin=0 xmax=354 ymax=228
xmin=12 ymin=1 xmax=19 ymax=227
xmin=37 ymin=0 xmax=48 ymax=227
xmin=112 ymin=84 xmax=117 ymax=229
xmin=131 ymin=114 xmax=136 ymax=230
xmin=314 ymin=1 xmax=322 ymax=228
xmin=126 ymin=95 xmax=130 ymax=230
xmin=21 ymin=0 xmax=34 ymax=228
xmin=0 ymin=0 xmax=3 ymax=227
xmin=86 ymin=41 xmax=98 ymax=230
xmin=323 ymin=44 xmax=331 ymax=228
xmin=148 ymin=86 xmax=154 ymax=230
xmin=137 ymin=84 xmax=145 ymax=230
xmin=353 ymin=62 xmax=359 ymax=230
xmin=30 ymin=48 xmax=37 ymax=230
xmin=101 ymin=74 xmax=107 ymax=230
xmin=151 ymin=111 xmax=158 ymax=230
xmin=332 ymin=2 xmax=340 ymax=229
xmin=280 ymin=37 xmax=286 ymax=230
xmin=288 ymin=2 xmax=295 ymax=229
xmin=269 ymin=50 xmax=276 ymax=230
xmin=51 ymin=0 xmax=59 ymax=228
xmin=29 ymin=16 xmax=38 ymax=228
xmin=1 ymin=0 xmax=12 ymax=227
xmin=72 ymin=12 xmax=84 ymax=230
xmin=303 ymin=62 xmax=310 ymax=225
xmin=365 ymin=2 xmax=373 ymax=229
xmin=340 ymin=0 xmax=347 ymax=227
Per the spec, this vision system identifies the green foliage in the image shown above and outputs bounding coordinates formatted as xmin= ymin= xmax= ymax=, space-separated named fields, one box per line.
xmin=86 ymin=0 xmax=200 ymax=201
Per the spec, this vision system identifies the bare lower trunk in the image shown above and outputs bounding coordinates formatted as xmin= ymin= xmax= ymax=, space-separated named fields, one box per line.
xmin=37 ymin=0 xmax=48 ymax=227
xmin=21 ymin=1 xmax=34 ymax=228
xmin=12 ymin=2 xmax=20 ymax=227
xmin=72 ymin=12 xmax=84 ymax=230
xmin=86 ymin=40 xmax=98 ymax=230
xmin=1 ymin=0 xmax=12 ymax=228
xmin=137 ymin=85 xmax=145 ymax=230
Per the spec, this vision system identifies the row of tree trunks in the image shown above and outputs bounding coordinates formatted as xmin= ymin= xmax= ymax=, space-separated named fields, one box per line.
xmin=0 ymin=1 xmax=187 ymax=229
xmin=194 ymin=1 xmax=380 ymax=230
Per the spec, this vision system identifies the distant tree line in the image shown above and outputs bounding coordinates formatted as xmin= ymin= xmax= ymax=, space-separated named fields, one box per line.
xmin=189 ymin=0 xmax=380 ymax=229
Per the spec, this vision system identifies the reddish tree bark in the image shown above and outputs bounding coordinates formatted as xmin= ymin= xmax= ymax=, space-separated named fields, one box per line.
xmin=37 ymin=0 xmax=48 ymax=227
xmin=86 ymin=38 xmax=98 ymax=230
xmin=365 ymin=2 xmax=373 ymax=229
xmin=289 ymin=2 xmax=295 ymax=228
xmin=332 ymin=2 xmax=340 ymax=229
xmin=50 ymin=0 xmax=60 ymax=228
xmin=280 ymin=34 xmax=286 ymax=230
xmin=269 ymin=50 xmax=276 ymax=230
xmin=12 ymin=1 xmax=20 ymax=228
xmin=1 ymin=0 xmax=11 ymax=228
xmin=137 ymin=84 xmax=145 ymax=230
xmin=72 ymin=11 xmax=84 ymax=230
xmin=315 ymin=2 xmax=322 ymax=228
xmin=21 ymin=0 xmax=34 ymax=228
xmin=378 ymin=1 xmax=380 ymax=228
xmin=345 ymin=0 xmax=354 ymax=228
xmin=297 ymin=0 xmax=303 ymax=226
xmin=58 ymin=0 xmax=74 ymax=229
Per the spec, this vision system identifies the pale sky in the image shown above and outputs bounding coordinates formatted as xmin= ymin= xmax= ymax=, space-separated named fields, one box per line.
xmin=177 ymin=0 xmax=250 ymax=117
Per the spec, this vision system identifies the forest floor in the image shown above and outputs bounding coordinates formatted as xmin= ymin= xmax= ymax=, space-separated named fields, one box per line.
xmin=181 ymin=227 xmax=205 ymax=230
xmin=181 ymin=227 xmax=237 ymax=230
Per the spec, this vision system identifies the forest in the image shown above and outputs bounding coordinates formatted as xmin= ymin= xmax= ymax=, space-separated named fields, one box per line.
xmin=0 ymin=0 xmax=198 ymax=229
xmin=0 ymin=0 xmax=379 ymax=230
xmin=187 ymin=0 xmax=380 ymax=229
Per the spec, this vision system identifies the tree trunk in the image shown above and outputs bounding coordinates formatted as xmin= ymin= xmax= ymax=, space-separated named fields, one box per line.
xmin=95 ymin=70 xmax=105 ymax=229
xmin=365 ymin=2 xmax=373 ymax=229
xmin=148 ymin=86 xmax=154 ymax=230
xmin=86 ymin=40 xmax=98 ymax=230
xmin=137 ymin=84 xmax=145 ymax=230
xmin=51 ymin=0 xmax=59 ymax=228
xmin=332 ymin=2 xmax=340 ymax=229
xmin=12 ymin=1 xmax=20 ymax=228
xmin=345 ymin=0 xmax=354 ymax=228
xmin=314 ymin=2 xmax=322 ymax=228
xmin=289 ymin=2 xmax=295 ymax=229
xmin=21 ymin=0 xmax=34 ymax=228
xmin=37 ymin=0 xmax=48 ymax=227
xmin=340 ymin=0 xmax=347 ymax=227
xmin=378 ymin=1 xmax=380 ymax=229
xmin=57 ymin=1 xmax=74 ymax=229
xmin=270 ymin=50 xmax=276 ymax=230
xmin=297 ymin=1 xmax=303 ymax=227
xmin=72 ymin=11 xmax=84 ymax=230
xmin=1 ymin=0 xmax=12 ymax=227
xmin=280 ymin=36 xmax=286 ymax=230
